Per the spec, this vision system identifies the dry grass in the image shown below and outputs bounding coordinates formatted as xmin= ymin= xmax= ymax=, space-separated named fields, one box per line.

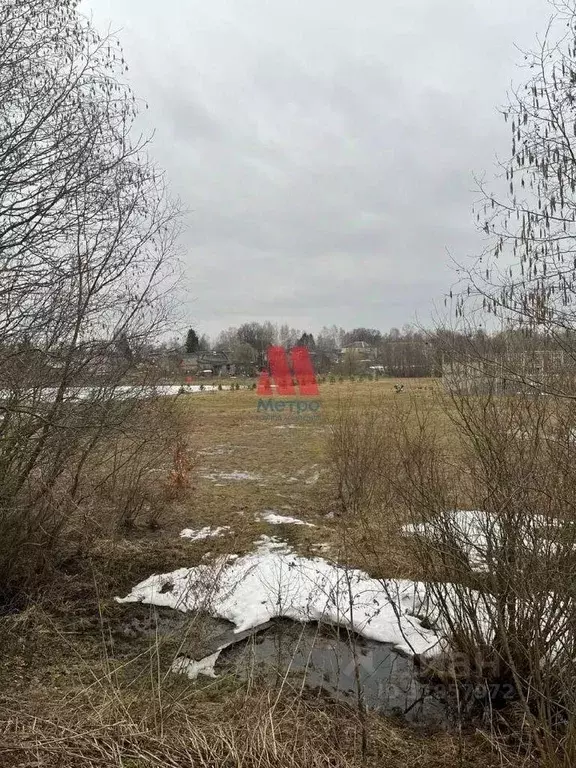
xmin=0 ymin=686 xmax=500 ymax=768
xmin=328 ymin=382 xmax=576 ymax=765
xmin=168 ymin=380 xmax=448 ymax=572
xmin=0 ymin=379 xmax=510 ymax=768
xmin=0 ymin=594 xmax=499 ymax=768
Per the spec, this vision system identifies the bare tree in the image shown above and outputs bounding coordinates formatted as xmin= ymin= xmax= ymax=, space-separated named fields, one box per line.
xmin=342 ymin=328 xmax=382 ymax=346
xmin=460 ymin=3 xmax=576 ymax=352
xmin=236 ymin=322 xmax=276 ymax=369
xmin=430 ymin=1 xmax=576 ymax=396
xmin=316 ymin=325 xmax=346 ymax=352
xmin=277 ymin=323 xmax=301 ymax=349
xmin=0 ymin=0 xmax=181 ymax=599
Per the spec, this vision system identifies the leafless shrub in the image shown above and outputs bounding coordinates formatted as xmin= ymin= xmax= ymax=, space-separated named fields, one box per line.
xmin=329 ymin=384 xmax=576 ymax=764
xmin=329 ymin=393 xmax=419 ymax=524
xmin=328 ymin=392 xmax=455 ymax=569
xmin=412 ymin=392 xmax=576 ymax=755
xmin=0 ymin=1 xmax=182 ymax=603
xmin=165 ymin=432 xmax=194 ymax=500
xmin=77 ymin=399 xmax=193 ymax=535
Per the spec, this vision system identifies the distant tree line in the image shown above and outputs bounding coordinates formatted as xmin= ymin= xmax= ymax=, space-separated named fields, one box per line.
xmin=161 ymin=323 xmax=575 ymax=378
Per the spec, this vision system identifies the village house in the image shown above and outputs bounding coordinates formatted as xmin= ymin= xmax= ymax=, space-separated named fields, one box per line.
xmin=339 ymin=340 xmax=379 ymax=360
xmin=179 ymin=350 xmax=235 ymax=376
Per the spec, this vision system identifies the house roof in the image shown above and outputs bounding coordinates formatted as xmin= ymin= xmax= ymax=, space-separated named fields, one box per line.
xmin=180 ymin=351 xmax=230 ymax=366
xmin=341 ymin=341 xmax=374 ymax=351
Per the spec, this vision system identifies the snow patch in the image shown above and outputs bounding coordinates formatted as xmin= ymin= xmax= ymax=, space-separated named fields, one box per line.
xmin=403 ymin=510 xmax=491 ymax=571
xmin=201 ymin=470 xmax=262 ymax=482
xmin=403 ymin=509 xmax=571 ymax=571
xmin=171 ymin=650 xmax=221 ymax=680
xmin=0 ymin=384 xmax=232 ymax=404
xmin=180 ymin=526 xmax=231 ymax=541
xmin=252 ymin=534 xmax=290 ymax=553
xmin=261 ymin=511 xmax=316 ymax=528
xmin=116 ymin=538 xmax=440 ymax=657
xmin=305 ymin=470 xmax=321 ymax=486
xmin=197 ymin=444 xmax=236 ymax=456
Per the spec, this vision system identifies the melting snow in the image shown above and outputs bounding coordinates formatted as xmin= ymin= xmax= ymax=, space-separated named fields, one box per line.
xmin=197 ymin=445 xmax=236 ymax=456
xmin=116 ymin=537 xmax=440 ymax=657
xmin=305 ymin=470 xmax=321 ymax=486
xmin=0 ymin=384 xmax=233 ymax=403
xmin=180 ymin=526 xmax=231 ymax=541
xmin=171 ymin=651 xmax=221 ymax=680
xmin=403 ymin=509 xmax=571 ymax=571
xmin=403 ymin=510 xmax=491 ymax=570
xmin=252 ymin=534 xmax=289 ymax=552
xmin=261 ymin=511 xmax=316 ymax=528
xmin=201 ymin=471 xmax=262 ymax=482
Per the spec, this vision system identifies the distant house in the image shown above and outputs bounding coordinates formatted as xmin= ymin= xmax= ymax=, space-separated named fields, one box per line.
xmin=339 ymin=341 xmax=378 ymax=360
xmin=180 ymin=350 xmax=235 ymax=376
xmin=147 ymin=348 xmax=182 ymax=376
xmin=179 ymin=353 xmax=197 ymax=374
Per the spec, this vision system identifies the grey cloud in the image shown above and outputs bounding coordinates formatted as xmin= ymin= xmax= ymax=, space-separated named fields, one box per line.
xmin=84 ymin=0 xmax=550 ymax=337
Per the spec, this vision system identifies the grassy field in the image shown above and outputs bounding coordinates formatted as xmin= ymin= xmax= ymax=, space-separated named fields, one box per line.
xmin=176 ymin=378 xmax=443 ymax=574
xmin=0 ymin=379 xmax=505 ymax=768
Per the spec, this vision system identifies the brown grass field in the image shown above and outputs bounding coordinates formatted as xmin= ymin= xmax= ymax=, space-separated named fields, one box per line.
xmin=0 ymin=379 xmax=507 ymax=768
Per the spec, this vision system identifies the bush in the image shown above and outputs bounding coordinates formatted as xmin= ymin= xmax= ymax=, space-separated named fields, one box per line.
xmin=0 ymin=0 xmax=181 ymax=604
xmin=329 ymin=388 xmax=576 ymax=762
xmin=0 ymin=393 xmax=190 ymax=604
xmin=90 ymin=399 xmax=191 ymax=530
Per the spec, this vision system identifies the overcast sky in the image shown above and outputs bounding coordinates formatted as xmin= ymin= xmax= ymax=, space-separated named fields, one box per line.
xmin=83 ymin=0 xmax=550 ymax=340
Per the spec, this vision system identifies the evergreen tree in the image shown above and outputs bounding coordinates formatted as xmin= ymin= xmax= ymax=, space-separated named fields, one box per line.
xmin=297 ymin=332 xmax=315 ymax=349
xmin=185 ymin=328 xmax=200 ymax=353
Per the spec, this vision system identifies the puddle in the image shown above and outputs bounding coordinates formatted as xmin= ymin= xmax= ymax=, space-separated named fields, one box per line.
xmin=220 ymin=621 xmax=448 ymax=727
xmin=117 ymin=607 xmax=449 ymax=727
